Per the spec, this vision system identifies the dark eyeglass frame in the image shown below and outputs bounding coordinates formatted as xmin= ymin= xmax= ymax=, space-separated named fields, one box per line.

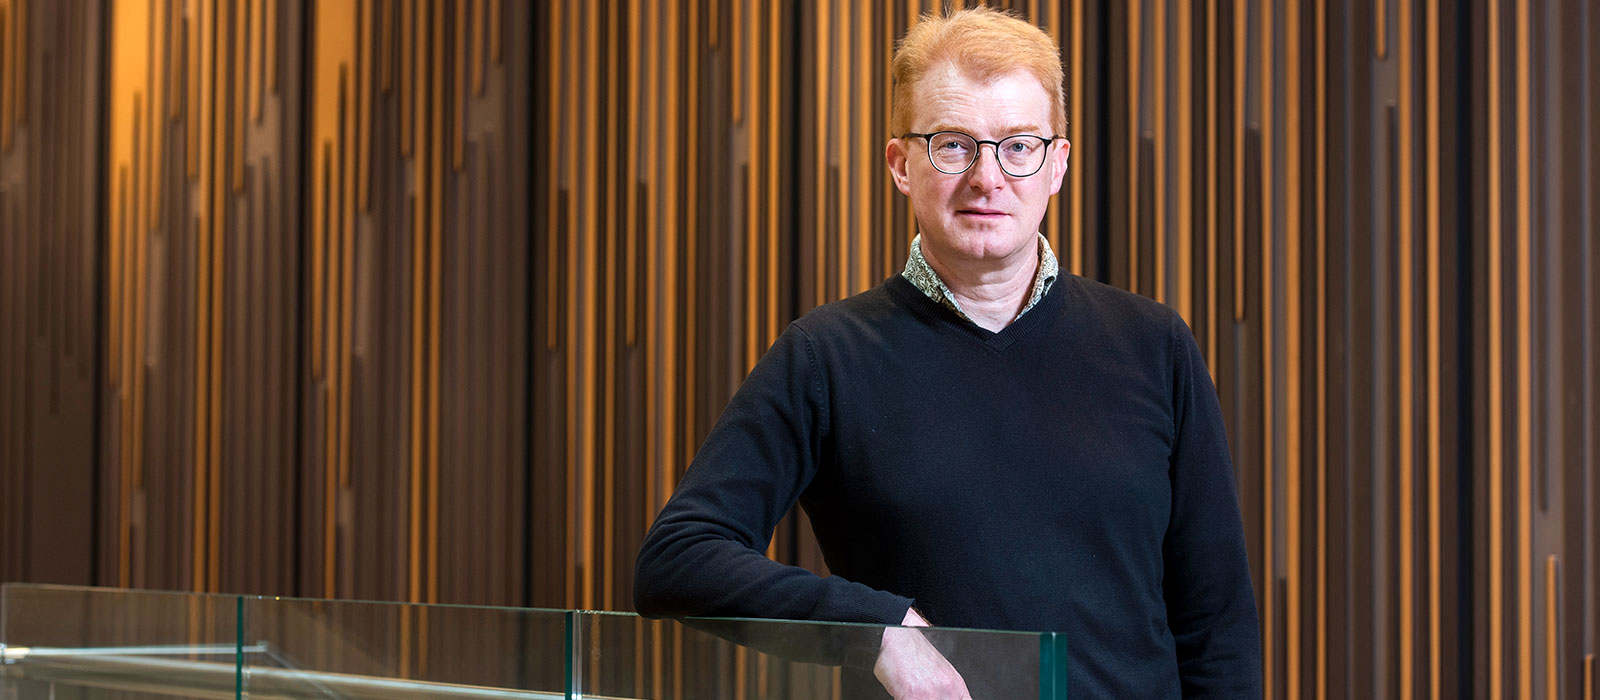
xmin=900 ymin=131 xmax=1065 ymax=177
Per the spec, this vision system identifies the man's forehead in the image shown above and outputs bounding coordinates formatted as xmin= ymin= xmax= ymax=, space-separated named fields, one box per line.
xmin=910 ymin=64 xmax=1052 ymax=133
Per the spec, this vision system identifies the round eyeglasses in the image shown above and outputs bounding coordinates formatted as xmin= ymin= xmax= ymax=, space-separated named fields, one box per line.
xmin=902 ymin=131 xmax=1061 ymax=177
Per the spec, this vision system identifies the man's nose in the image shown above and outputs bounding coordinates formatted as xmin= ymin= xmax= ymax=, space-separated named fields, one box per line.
xmin=965 ymin=144 xmax=1006 ymax=189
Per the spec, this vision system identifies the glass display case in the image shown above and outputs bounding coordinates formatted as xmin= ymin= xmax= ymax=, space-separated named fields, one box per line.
xmin=1 ymin=583 xmax=1065 ymax=699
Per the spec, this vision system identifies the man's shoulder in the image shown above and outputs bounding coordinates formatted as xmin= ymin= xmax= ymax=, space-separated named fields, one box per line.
xmin=789 ymin=279 xmax=911 ymax=335
xmin=1062 ymin=274 xmax=1184 ymax=332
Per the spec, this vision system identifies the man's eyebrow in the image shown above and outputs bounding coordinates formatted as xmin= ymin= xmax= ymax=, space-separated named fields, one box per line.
xmin=922 ymin=123 xmax=1046 ymax=136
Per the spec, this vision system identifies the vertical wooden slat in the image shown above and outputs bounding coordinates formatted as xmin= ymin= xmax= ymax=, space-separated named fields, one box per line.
xmin=663 ymin=0 xmax=681 ymax=506
xmin=1125 ymin=0 xmax=1139 ymax=294
xmin=601 ymin=0 xmax=619 ymax=615
xmin=1176 ymin=0 xmax=1192 ymax=323
xmin=266 ymin=0 xmax=277 ymax=92
xmin=1253 ymin=0 xmax=1277 ymax=692
xmin=488 ymin=0 xmax=499 ymax=63
xmin=115 ymin=165 xmax=130 ymax=587
xmin=732 ymin=0 xmax=741 ymax=124
xmin=1584 ymin=654 xmax=1594 ymax=700
xmin=854 ymin=0 xmax=870 ymax=295
xmin=562 ymin=0 xmax=578 ymax=610
xmin=685 ymin=0 xmax=699 ymax=494
xmin=814 ymin=0 xmax=829 ymax=311
xmin=381 ymin=0 xmax=392 ymax=91
xmin=1424 ymin=0 xmax=1442 ymax=696
xmin=249 ymin=0 xmax=262 ymax=121
xmin=408 ymin=0 xmax=427 ymax=608
xmin=470 ymin=0 xmax=482 ymax=95
xmin=12 ymin=0 xmax=20 ymax=125
xmin=232 ymin=0 xmax=245 ymax=191
xmin=1 ymin=4 xmax=11 ymax=151
xmin=400 ymin=0 xmax=413 ymax=155
xmin=1151 ymin=0 xmax=1164 ymax=305
xmin=1516 ymin=0 xmax=1534 ymax=695
xmin=359 ymin=0 xmax=372 ymax=210
xmin=187 ymin=0 xmax=199 ymax=179
xmin=1069 ymin=0 xmax=1084 ymax=276
xmin=452 ymin=0 xmax=463 ymax=171
xmin=581 ymin=0 xmax=598 ymax=612
xmin=1205 ymin=0 xmax=1217 ymax=368
xmin=834 ymin=0 xmax=848 ymax=303
xmin=209 ymin=0 xmax=231 ymax=592
xmin=1376 ymin=0 xmax=1387 ymax=57
xmin=626 ymin=0 xmax=639 ymax=346
xmin=1398 ymin=0 xmax=1416 ymax=695
xmin=192 ymin=0 xmax=213 ymax=594
xmin=1232 ymin=0 xmax=1245 ymax=321
xmin=766 ymin=0 xmax=779 ymax=345
xmin=746 ymin=0 xmax=761 ymax=368
xmin=171 ymin=1 xmax=184 ymax=118
xmin=427 ymin=0 xmax=444 ymax=606
xmin=1286 ymin=0 xmax=1303 ymax=693
xmin=644 ymin=0 xmax=659 ymax=539
xmin=143 ymin=2 xmax=164 ymax=235
xmin=1315 ymin=2 xmax=1329 ymax=695
xmin=1544 ymin=556 xmax=1557 ymax=700
xmin=1487 ymin=0 xmax=1505 ymax=693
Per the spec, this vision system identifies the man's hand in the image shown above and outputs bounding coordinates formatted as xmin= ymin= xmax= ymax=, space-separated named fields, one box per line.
xmin=873 ymin=608 xmax=973 ymax=700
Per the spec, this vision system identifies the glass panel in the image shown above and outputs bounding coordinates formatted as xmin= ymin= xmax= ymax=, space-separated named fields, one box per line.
xmin=0 ymin=583 xmax=242 ymax=700
xmin=576 ymin=612 xmax=1058 ymax=700
xmin=239 ymin=596 xmax=568 ymax=699
xmin=2 ymin=585 xmax=1069 ymax=699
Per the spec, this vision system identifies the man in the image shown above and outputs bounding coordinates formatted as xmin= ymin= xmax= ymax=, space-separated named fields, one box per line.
xmin=635 ymin=7 xmax=1261 ymax=698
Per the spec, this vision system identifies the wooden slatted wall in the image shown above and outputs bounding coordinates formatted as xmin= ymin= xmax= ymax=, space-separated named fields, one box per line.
xmin=1 ymin=1 xmax=1598 ymax=697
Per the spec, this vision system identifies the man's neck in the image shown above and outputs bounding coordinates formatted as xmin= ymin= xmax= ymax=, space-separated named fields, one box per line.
xmin=920 ymin=242 xmax=1040 ymax=332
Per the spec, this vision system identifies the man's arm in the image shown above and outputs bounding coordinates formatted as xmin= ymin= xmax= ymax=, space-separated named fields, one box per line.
xmin=633 ymin=323 xmax=913 ymax=625
xmin=1162 ymin=315 xmax=1264 ymax=698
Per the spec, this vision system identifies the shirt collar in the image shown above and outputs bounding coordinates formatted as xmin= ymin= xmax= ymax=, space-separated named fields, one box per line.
xmin=900 ymin=234 xmax=1059 ymax=324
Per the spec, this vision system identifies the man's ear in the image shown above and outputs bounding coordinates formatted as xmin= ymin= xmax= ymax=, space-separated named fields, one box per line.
xmin=1046 ymin=139 xmax=1071 ymax=195
xmin=886 ymin=138 xmax=913 ymax=195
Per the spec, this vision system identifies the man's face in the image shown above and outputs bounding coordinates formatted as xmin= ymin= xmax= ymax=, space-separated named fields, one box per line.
xmin=886 ymin=64 xmax=1070 ymax=271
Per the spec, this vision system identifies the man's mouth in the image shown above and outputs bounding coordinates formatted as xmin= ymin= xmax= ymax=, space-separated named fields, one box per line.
xmin=957 ymin=208 xmax=1005 ymax=217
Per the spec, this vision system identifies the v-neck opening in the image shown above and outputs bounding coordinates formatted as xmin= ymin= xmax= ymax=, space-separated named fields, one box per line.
xmin=885 ymin=275 xmax=1066 ymax=352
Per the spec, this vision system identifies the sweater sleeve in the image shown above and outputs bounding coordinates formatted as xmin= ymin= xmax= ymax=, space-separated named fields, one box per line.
xmin=1162 ymin=315 xmax=1264 ymax=698
xmin=633 ymin=323 xmax=914 ymax=627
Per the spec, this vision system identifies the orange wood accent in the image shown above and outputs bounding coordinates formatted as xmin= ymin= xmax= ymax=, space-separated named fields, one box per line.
xmin=1287 ymin=0 xmax=1304 ymax=692
xmin=359 ymin=0 xmax=373 ymax=210
xmin=1425 ymin=0 xmax=1443 ymax=695
xmin=250 ymin=0 xmax=263 ymax=121
xmin=427 ymin=0 xmax=444 ymax=606
xmin=1545 ymin=556 xmax=1558 ymax=700
xmin=1516 ymin=0 xmax=1533 ymax=696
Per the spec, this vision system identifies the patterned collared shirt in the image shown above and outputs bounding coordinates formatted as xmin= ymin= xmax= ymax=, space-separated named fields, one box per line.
xmin=901 ymin=233 xmax=1060 ymax=325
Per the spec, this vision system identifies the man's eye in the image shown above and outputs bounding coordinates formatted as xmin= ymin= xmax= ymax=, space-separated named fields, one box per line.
xmin=1005 ymin=141 xmax=1034 ymax=153
xmin=937 ymin=141 xmax=968 ymax=151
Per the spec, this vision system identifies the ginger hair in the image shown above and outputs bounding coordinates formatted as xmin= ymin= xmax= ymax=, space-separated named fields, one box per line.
xmin=890 ymin=6 xmax=1067 ymax=137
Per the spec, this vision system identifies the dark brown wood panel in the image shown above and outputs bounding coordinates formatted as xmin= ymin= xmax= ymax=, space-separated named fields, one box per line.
xmin=1 ymin=1 xmax=1597 ymax=697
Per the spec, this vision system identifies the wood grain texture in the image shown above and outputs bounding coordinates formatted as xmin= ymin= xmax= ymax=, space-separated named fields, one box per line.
xmin=0 ymin=2 xmax=1595 ymax=697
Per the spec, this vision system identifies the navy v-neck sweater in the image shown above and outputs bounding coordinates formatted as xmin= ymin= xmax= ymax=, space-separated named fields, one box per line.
xmin=635 ymin=273 xmax=1262 ymax=698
